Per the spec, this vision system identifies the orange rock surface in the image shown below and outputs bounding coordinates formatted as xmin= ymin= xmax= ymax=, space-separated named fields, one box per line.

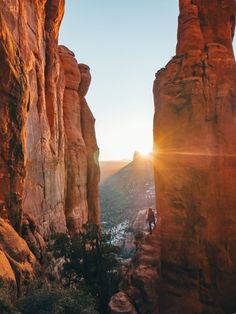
xmin=0 ymin=218 xmax=36 ymax=297
xmin=0 ymin=0 xmax=100 ymax=295
xmin=79 ymin=63 xmax=100 ymax=225
xmin=153 ymin=0 xmax=236 ymax=313
xmin=59 ymin=47 xmax=100 ymax=231
xmin=111 ymin=1 xmax=236 ymax=313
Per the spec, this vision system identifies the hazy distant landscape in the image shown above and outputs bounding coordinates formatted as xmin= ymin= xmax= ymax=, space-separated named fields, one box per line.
xmin=99 ymin=154 xmax=156 ymax=256
xmin=100 ymin=154 xmax=156 ymax=249
xmin=99 ymin=160 xmax=130 ymax=183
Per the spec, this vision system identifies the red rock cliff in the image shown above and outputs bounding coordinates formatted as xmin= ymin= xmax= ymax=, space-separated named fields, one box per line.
xmin=0 ymin=0 xmax=100 ymax=295
xmin=59 ymin=47 xmax=100 ymax=232
xmin=110 ymin=1 xmax=236 ymax=313
xmin=153 ymin=0 xmax=236 ymax=313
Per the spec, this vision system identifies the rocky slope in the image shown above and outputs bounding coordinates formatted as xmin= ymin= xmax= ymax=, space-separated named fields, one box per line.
xmin=101 ymin=153 xmax=155 ymax=230
xmin=110 ymin=1 xmax=236 ymax=313
xmin=101 ymin=153 xmax=155 ymax=256
xmin=100 ymin=160 xmax=129 ymax=183
xmin=0 ymin=0 xmax=99 ymax=297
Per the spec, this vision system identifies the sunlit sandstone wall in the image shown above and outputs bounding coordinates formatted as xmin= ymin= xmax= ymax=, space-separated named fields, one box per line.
xmin=59 ymin=46 xmax=100 ymax=232
xmin=153 ymin=0 xmax=236 ymax=312
xmin=0 ymin=0 xmax=100 ymax=295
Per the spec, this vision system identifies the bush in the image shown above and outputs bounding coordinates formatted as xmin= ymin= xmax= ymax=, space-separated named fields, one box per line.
xmin=16 ymin=285 xmax=98 ymax=314
xmin=50 ymin=224 xmax=122 ymax=313
xmin=1 ymin=224 xmax=121 ymax=314
xmin=0 ymin=289 xmax=14 ymax=314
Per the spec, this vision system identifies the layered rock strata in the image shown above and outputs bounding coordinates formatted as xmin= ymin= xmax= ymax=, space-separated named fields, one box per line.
xmin=0 ymin=0 xmax=100 ymax=296
xmin=111 ymin=1 xmax=236 ymax=313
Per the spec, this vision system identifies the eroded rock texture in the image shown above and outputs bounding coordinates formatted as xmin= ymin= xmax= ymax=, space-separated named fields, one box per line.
xmin=0 ymin=218 xmax=37 ymax=298
xmin=153 ymin=0 xmax=236 ymax=313
xmin=0 ymin=0 xmax=100 ymax=296
xmin=111 ymin=1 xmax=236 ymax=313
xmin=79 ymin=63 xmax=100 ymax=225
xmin=59 ymin=47 xmax=100 ymax=232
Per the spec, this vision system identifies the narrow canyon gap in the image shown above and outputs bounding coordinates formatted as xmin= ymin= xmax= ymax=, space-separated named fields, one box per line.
xmin=110 ymin=1 xmax=236 ymax=313
xmin=1 ymin=0 xmax=236 ymax=313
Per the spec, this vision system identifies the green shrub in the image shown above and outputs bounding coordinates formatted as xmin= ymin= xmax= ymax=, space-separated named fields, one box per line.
xmin=16 ymin=285 xmax=98 ymax=314
xmin=0 ymin=289 xmax=15 ymax=314
xmin=50 ymin=224 xmax=122 ymax=313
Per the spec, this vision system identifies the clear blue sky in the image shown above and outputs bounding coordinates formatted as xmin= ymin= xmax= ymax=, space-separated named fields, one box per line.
xmin=59 ymin=1 xmax=236 ymax=161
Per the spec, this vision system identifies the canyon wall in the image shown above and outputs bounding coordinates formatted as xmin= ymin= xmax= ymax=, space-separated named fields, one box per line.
xmin=0 ymin=0 xmax=100 ymax=296
xmin=110 ymin=1 xmax=236 ymax=313
xmin=154 ymin=0 xmax=236 ymax=313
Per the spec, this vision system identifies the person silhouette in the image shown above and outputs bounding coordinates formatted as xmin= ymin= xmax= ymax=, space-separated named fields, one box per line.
xmin=146 ymin=207 xmax=156 ymax=234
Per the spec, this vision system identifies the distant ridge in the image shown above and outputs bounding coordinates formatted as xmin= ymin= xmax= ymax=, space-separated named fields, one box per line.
xmin=100 ymin=154 xmax=155 ymax=229
xmin=99 ymin=160 xmax=130 ymax=182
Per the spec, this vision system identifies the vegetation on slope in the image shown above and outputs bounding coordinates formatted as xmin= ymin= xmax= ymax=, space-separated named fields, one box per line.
xmin=100 ymin=154 xmax=155 ymax=229
xmin=0 ymin=225 xmax=121 ymax=314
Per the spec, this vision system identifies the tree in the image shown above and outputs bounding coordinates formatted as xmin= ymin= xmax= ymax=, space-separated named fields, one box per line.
xmin=51 ymin=224 xmax=121 ymax=313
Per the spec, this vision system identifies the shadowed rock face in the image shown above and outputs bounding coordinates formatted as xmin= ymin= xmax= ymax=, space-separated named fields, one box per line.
xmin=0 ymin=0 xmax=100 ymax=295
xmin=153 ymin=0 xmax=236 ymax=313
xmin=110 ymin=1 xmax=236 ymax=313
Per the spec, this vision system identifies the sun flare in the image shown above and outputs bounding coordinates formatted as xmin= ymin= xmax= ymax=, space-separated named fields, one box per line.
xmin=138 ymin=149 xmax=152 ymax=159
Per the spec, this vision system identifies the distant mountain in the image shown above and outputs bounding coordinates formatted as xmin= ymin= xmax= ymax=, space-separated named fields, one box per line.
xmin=99 ymin=160 xmax=130 ymax=183
xmin=100 ymin=153 xmax=156 ymax=230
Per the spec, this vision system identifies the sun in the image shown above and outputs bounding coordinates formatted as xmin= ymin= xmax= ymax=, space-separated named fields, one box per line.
xmin=139 ymin=149 xmax=152 ymax=159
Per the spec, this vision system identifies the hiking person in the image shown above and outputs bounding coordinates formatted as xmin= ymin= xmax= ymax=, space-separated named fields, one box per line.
xmin=146 ymin=207 xmax=156 ymax=234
